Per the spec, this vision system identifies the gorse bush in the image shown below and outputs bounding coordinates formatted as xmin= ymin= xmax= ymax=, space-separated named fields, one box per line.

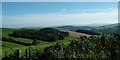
xmin=2 ymin=33 xmax=120 ymax=60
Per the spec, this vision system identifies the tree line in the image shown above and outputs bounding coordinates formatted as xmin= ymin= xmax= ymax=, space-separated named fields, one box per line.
xmin=2 ymin=37 xmax=39 ymax=46
xmin=76 ymin=29 xmax=99 ymax=35
xmin=9 ymin=28 xmax=69 ymax=42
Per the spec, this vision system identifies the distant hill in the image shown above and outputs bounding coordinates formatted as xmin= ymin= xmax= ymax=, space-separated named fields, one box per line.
xmin=94 ymin=23 xmax=119 ymax=33
xmin=57 ymin=23 xmax=119 ymax=33
xmin=86 ymin=23 xmax=110 ymax=27
xmin=57 ymin=25 xmax=96 ymax=31
xmin=3 ymin=23 xmax=119 ymax=34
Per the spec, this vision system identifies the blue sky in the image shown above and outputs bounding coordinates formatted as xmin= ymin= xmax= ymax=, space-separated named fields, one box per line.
xmin=2 ymin=2 xmax=118 ymax=28
xmin=2 ymin=0 xmax=119 ymax=2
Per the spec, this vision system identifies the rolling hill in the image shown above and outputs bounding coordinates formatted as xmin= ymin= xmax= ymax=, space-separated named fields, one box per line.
xmin=57 ymin=25 xmax=96 ymax=31
xmin=1 ymin=28 xmax=77 ymax=57
xmin=94 ymin=23 xmax=119 ymax=33
xmin=57 ymin=23 xmax=120 ymax=33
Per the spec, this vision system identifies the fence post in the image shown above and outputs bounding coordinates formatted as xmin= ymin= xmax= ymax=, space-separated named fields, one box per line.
xmin=25 ymin=49 xmax=30 ymax=59
xmin=16 ymin=49 xmax=21 ymax=58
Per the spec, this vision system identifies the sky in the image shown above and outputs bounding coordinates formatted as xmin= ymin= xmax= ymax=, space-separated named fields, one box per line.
xmin=2 ymin=2 xmax=118 ymax=28
xmin=2 ymin=0 xmax=119 ymax=2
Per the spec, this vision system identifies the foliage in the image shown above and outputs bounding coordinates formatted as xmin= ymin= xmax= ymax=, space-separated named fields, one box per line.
xmin=76 ymin=29 xmax=99 ymax=35
xmin=9 ymin=28 xmax=69 ymax=42
xmin=2 ymin=37 xmax=39 ymax=46
xmin=3 ymin=33 xmax=120 ymax=60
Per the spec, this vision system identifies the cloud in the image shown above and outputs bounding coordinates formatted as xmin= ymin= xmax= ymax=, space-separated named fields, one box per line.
xmin=60 ymin=9 xmax=67 ymax=11
xmin=58 ymin=7 xmax=116 ymax=14
xmin=3 ymin=8 xmax=118 ymax=28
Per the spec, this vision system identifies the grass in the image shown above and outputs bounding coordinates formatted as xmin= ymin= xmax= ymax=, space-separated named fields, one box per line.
xmin=11 ymin=37 xmax=33 ymax=43
xmin=2 ymin=28 xmax=17 ymax=37
xmin=2 ymin=36 xmax=75 ymax=57
xmin=2 ymin=28 xmax=33 ymax=44
xmin=2 ymin=41 xmax=26 ymax=56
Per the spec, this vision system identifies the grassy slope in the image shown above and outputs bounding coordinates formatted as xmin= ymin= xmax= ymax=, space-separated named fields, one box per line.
xmin=2 ymin=41 xmax=26 ymax=56
xmin=2 ymin=28 xmax=33 ymax=43
xmin=2 ymin=36 xmax=75 ymax=57
xmin=1 ymin=28 xmax=33 ymax=56
xmin=2 ymin=28 xmax=76 ymax=57
xmin=2 ymin=28 xmax=17 ymax=37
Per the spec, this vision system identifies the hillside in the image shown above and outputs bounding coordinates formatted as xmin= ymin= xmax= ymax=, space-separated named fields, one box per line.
xmin=57 ymin=23 xmax=120 ymax=33
xmin=2 ymin=28 xmax=18 ymax=37
xmin=1 ymin=28 xmax=76 ymax=57
xmin=94 ymin=23 xmax=119 ymax=33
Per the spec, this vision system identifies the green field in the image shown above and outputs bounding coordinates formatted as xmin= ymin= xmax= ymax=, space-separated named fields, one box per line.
xmin=2 ymin=28 xmax=17 ymax=37
xmin=1 ymin=28 xmax=76 ymax=57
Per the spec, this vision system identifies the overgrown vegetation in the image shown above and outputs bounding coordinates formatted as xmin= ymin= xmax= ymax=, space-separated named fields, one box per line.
xmin=9 ymin=28 xmax=69 ymax=42
xmin=2 ymin=33 xmax=120 ymax=60
xmin=76 ymin=29 xmax=99 ymax=35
